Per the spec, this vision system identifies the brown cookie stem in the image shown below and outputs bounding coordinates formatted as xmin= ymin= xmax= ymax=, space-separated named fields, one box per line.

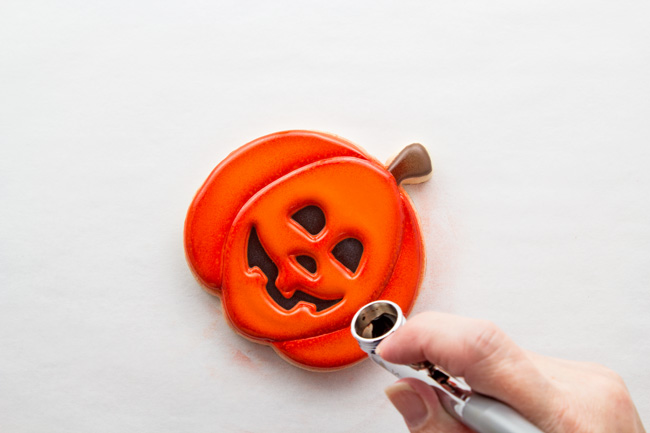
xmin=387 ymin=143 xmax=432 ymax=185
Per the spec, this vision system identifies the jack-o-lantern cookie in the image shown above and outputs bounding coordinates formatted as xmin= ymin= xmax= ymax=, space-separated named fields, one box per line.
xmin=184 ymin=131 xmax=431 ymax=370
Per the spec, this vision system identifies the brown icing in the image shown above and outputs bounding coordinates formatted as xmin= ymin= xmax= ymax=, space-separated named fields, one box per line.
xmin=387 ymin=143 xmax=432 ymax=185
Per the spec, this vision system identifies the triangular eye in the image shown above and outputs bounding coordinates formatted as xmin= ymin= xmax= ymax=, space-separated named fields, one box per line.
xmin=291 ymin=205 xmax=326 ymax=236
xmin=331 ymin=238 xmax=363 ymax=274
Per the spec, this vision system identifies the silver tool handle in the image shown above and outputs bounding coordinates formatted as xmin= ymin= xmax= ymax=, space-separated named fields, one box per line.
xmin=461 ymin=394 xmax=543 ymax=433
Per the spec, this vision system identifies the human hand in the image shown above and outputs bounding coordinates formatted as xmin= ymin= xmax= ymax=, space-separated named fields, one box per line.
xmin=377 ymin=312 xmax=645 ymax=433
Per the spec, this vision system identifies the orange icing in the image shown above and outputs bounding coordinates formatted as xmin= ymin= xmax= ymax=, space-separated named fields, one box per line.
xmin=184 ymin=131 xmax=426 ymax=370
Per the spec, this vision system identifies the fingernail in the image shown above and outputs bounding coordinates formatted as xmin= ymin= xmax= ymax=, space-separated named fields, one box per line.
xmin=375 ymin=335 xmax=391 ymax=358
xmin=385 ymin=382 xmax=429 ymax=429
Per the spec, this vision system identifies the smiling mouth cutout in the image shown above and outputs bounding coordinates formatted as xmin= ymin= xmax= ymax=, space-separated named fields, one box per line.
xmin=247 ymin=227 xmax=343 ymax=312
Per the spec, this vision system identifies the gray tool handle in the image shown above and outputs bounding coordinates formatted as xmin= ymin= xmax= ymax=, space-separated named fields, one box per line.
xmin=462 ymin=394 xmax=544 ymax=433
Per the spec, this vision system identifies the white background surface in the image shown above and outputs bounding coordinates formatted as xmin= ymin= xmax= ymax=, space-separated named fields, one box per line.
xmin=1 ymin=1 xmax=649 ymax=431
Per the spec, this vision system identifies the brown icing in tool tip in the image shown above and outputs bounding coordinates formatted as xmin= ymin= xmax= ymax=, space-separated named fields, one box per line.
xmin=387 ymin=143 xmax=432 ymax=185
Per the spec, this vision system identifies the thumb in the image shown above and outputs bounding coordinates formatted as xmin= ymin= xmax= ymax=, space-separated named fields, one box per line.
xmin=377 ymin=312 xmax=557 ymax=426
xmin=385 ymin=378 xmax=472 ymax=433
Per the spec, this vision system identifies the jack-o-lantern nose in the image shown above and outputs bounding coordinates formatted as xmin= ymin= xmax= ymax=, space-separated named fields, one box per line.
xmin=296 ymin=255 xmax=317 ymax=274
